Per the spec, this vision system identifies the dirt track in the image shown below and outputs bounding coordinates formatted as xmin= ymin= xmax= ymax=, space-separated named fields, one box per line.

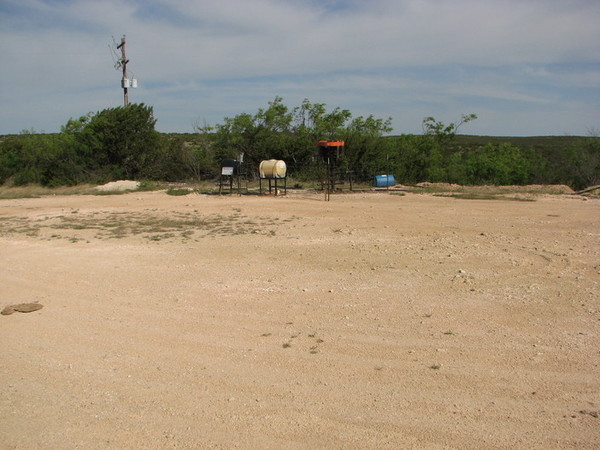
xmin=1 ymin=189 xmax=599 ymax=448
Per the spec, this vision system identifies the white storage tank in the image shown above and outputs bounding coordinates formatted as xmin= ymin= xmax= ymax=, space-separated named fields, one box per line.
xmin=259 ymin=159 xmax=286 ymax=179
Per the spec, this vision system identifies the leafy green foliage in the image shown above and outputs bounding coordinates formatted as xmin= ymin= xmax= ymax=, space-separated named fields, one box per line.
xmin=72 ymin=103 xmax=161 ymax=181
xmin=556 ymin=137 xmax=600 ymax=189
xmin=462 ymin=143 xmax=539 ymax=185
xmin=207 ymin=97 xmax=391 ymax=179
xmin=0 ymin=104 xmax=162 ymax=186
xmin=422 ymin=114 xmax=478 ymax=143
xmin=0 ymin=131 xmax=82 ymax=186
xmin=1 ymin=99 xmax=598 ymax=190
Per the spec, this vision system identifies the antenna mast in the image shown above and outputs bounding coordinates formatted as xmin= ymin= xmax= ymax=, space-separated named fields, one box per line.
xmin=117 ymin=35 xmax=130 ymax=106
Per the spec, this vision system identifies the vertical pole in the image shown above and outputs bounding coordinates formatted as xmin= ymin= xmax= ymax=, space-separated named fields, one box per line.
xmin=117 ymin=35 xmax=129 ymax=107
xmin=386 ymin=154 xmax=390 ymax=191
xmin=325 ymin=158 xmax=331 ymax=201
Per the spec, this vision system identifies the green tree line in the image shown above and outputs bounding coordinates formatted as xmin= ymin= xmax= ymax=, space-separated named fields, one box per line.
xmin=0 ymin=99 xmax=598 ymax=190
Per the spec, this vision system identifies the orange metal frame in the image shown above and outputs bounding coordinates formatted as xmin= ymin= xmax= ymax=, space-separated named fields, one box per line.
xmin=316 ymin=140 xmax=345 ymax=148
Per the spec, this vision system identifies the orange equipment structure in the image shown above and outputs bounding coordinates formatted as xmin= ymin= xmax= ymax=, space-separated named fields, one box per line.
xmin=316 ymin=140 xmax=347 ymax=201
xmin=316 ymin=140 xmax=345 ymax=163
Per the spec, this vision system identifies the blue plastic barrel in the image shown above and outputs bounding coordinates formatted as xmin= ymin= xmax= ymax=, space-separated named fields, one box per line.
xmin=374 ymin=174 xmax=396 ymax=187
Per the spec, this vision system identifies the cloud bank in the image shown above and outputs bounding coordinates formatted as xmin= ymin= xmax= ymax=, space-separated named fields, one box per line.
xmin=1 ymin=0 xmax=599 ymax=135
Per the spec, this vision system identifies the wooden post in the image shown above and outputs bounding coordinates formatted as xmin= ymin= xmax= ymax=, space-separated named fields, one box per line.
xmin=117 ymin=35 xmax=129 ymax=106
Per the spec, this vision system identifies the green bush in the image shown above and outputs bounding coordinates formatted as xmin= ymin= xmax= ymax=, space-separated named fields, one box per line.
xmin=1 ymin=99 xmax=598 ymax=190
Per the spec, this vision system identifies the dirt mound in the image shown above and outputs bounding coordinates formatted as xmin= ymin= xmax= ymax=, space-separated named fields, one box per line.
xmin=94 ymin=180 xmax=140 ymax=192
xmin=502 ymin=184 xmax=574 ymax=194
xmin=416 ymin=183 xmax=575 ymax=194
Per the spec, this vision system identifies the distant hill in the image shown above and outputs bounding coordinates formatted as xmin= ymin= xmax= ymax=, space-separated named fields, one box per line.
xmin=453 ymin=135 xmax=589 ymax=150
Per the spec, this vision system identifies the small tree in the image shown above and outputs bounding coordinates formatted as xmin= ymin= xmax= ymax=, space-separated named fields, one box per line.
xmin=422 ymin=113 xmax=478 ymax=145
xmin=183 ymin=122 xmax=218 ymax=180
xmin=342 ymin=115 xmax=393 ymax=179
xmin=419 ymin=113 xmax=478 ymax=182
xmin=76 ymin=103 xmax=161 ymax=181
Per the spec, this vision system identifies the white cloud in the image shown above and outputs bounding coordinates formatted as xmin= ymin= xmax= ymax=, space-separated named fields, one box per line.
xmin=0 ymin=0 xmax=598 ymax=135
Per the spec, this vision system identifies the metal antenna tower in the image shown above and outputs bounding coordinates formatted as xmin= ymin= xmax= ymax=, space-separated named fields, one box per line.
xmin=114 ymin=35 xmax=137 ymax=106
xmin=117 ymin=35 xmax=129 ymax=106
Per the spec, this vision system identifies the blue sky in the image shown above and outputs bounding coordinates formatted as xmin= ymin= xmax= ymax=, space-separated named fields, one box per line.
xmin=1 ymin=0 xmax=599 ymax=136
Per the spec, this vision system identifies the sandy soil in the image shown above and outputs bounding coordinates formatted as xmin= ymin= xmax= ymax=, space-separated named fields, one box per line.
xmin=1 ymin=189 xmax=598 ymax=449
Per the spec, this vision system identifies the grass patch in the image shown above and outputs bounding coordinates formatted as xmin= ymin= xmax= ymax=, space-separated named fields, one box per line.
xmin=0 ymin=181 xmax=167 ymax=199
xmin=166 ymin=187 xmax=193 ymax=196
xmin=0 ymin=184 xmax=96 ymax=199
xmin=146 ymin=233 xmax=176 ymax=241
xmin=138 ymin=180 xmax=162 ymax=191
xmin=0 ymin=210 xmax=286 ymax=242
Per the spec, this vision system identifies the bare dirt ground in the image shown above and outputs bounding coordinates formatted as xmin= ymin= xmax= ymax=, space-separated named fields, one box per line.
xmin=1 ymin=188 xmax=598 ymax=449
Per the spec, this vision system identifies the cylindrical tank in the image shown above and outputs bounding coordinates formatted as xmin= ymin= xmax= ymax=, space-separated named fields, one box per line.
xmin=259 ymin=159 xmax=287 ymax=179
xmin=374 ymin=174 xmax=396 ymax=187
